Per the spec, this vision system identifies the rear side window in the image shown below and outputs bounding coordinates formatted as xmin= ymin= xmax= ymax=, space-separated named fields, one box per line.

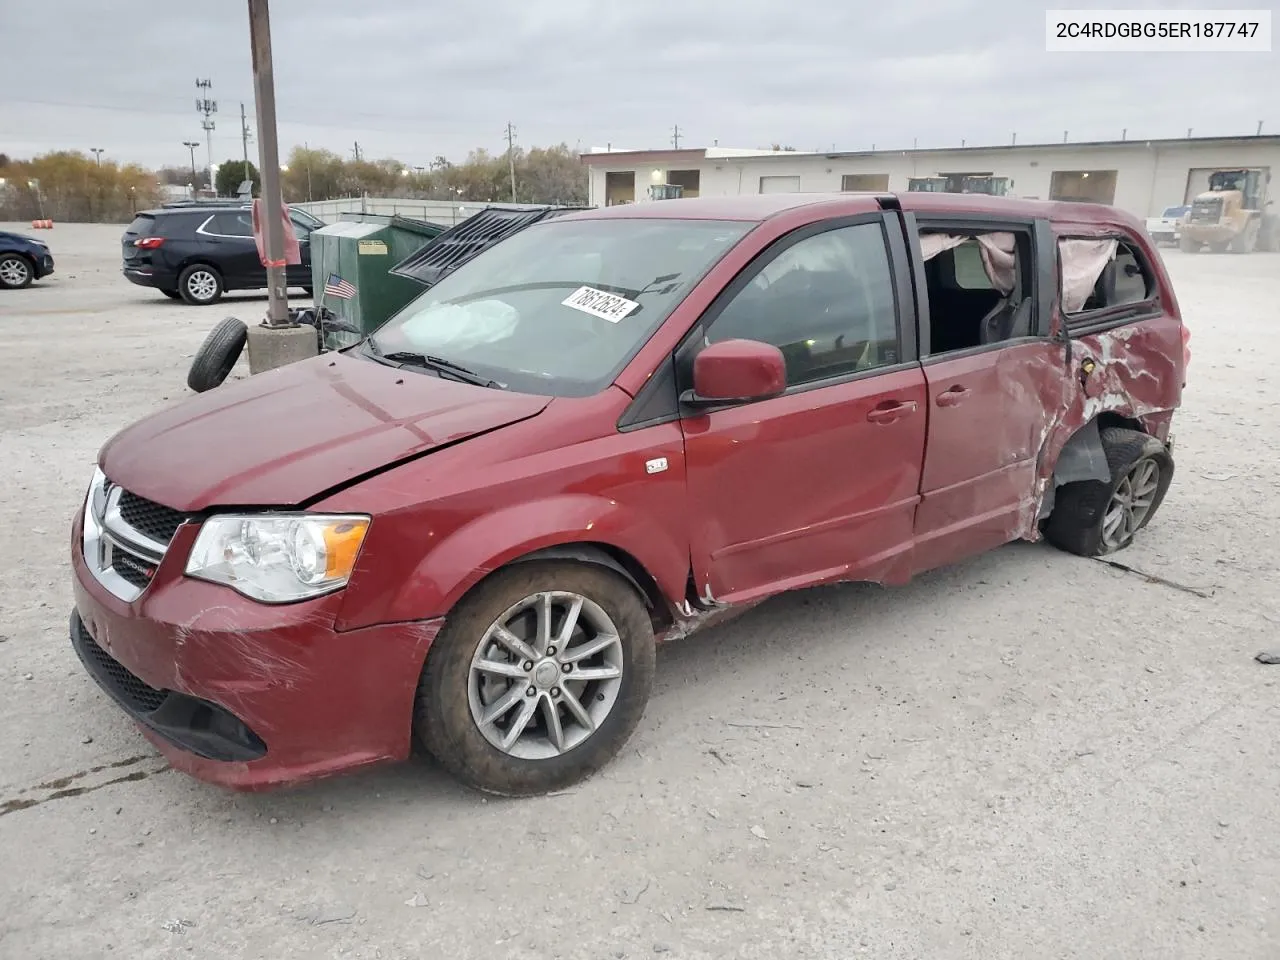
xmin=125 ymin=215 xmax=155 ymax=237
xmin=205 ymin=212 xmax=254 ymax=237
xmin=1059 ymin=237 xmax=1155 ymax=320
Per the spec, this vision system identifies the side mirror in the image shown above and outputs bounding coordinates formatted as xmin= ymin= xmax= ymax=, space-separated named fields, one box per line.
xmin=684 ymin=339 xmax=787 ymax=407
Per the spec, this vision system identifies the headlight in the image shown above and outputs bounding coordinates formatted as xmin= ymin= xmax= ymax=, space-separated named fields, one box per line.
xmin=185 ymin=514 xmax=370 ymax=603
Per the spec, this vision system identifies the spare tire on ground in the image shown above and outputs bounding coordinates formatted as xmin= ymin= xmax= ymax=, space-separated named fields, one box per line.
xmin=188 ymin=317 xmax=248 ymax=393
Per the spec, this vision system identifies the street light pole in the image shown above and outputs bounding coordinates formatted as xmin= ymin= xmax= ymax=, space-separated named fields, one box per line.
xmin=183 ymin=141 xmax=200 ymax=189
xmin=248 ymin=0 xmax=290 ymax=328
xmin=90 ymin=148 xmax=104 ymax=167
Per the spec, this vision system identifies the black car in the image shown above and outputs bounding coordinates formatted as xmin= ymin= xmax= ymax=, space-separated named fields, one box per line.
xmin=0 ymin=229 xmax=55 ymax=289
xmin=121 ymin=203 xmax=324 ymax=304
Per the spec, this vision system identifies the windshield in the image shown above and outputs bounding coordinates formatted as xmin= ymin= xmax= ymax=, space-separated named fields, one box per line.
xmin=1209 ymin=172 xmax=1246 ymax=192
xmin=366 ymin=217 xmax=752 ymax=396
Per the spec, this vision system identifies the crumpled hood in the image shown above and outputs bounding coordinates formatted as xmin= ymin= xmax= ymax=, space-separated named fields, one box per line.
xmin=99 ymin=352 xmax=550 ymax=511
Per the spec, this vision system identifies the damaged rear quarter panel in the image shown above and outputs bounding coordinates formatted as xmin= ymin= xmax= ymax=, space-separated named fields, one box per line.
xmin=1023 ymin=222 xmax=1184 ymax=534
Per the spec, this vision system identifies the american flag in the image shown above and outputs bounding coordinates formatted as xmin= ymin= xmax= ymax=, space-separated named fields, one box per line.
xmin=323 ymin=272 xmax=357 ymax=299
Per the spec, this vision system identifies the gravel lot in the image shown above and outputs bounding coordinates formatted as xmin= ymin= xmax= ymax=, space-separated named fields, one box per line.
xmin=1 ymin=222 xmax=1277 ymax=960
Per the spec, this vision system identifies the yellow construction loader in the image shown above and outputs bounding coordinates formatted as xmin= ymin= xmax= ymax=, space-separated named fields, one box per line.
xmin=1179 ymin=168 xmax=1277 ymax=254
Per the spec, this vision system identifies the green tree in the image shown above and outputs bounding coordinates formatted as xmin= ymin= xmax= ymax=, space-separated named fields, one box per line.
xmin=215 ymin=159 xmax=261 ymax=197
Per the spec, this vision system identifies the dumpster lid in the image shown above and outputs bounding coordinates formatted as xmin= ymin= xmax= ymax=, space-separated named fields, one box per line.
xmin=313 ymin=220 xmax=388 ymax=239
xmin=389 ymin=205 xmax=586 ymax=287
xmin=335 ymin=211 xmax=444 ymax=239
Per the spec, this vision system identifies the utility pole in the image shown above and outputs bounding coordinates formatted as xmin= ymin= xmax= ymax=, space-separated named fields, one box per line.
xmin=304 ymin=140 xmax=313 ymax=201
xmin=90 ymin=147 xmax=104 ymax=167
xmin=240 ymin=102 xmax=254 ymax=171
xmin=195 ymin=79 xmax=217 ymax=195
xmin=352 ymin=141 xmax=362 ymax=162
xmin=1258 ymin=120 xmax=1265 ymax=136
xmin=504 ymin=122 xmax=518 ymax=201
xmin=248 ymin=0 xmax=289 ymax=328
xmin=671 ymin=124 xmax=681 ymax=149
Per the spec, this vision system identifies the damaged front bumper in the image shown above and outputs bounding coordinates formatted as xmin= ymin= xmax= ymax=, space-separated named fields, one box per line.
xmin=70 ymin=508 xmax=442 ymax=790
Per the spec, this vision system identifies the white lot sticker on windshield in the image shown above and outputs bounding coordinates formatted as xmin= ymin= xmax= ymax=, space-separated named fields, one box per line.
xmin=561 ymin=286 xmax=640 ymax=323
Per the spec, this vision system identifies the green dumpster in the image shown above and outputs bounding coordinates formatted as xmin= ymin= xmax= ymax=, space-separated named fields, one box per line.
xmin=308 ymin=213 xmax=444 ymax=350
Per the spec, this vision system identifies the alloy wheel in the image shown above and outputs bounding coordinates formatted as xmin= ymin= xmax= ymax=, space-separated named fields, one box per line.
xmin=467 ymin=591 xmax=624 ymax=760
xmin=0 ymin=257 xmax=31 ymax=287
xmin=186 ymin=269 xmax=218 ymax=302
xmin=1102 ymin=458 xmax=1161 ymax=550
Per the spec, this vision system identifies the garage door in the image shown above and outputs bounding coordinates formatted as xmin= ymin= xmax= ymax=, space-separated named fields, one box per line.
xmin=759 ymin=176 xmax=801 ymax=194
xmin=1184 ymin=168 xmax=1217 ymax=204
xmin=1049 ymin=170 xmax=1117 ymax=204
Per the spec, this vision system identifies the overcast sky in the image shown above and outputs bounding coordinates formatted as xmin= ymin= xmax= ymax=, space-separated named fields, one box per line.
xmin=1 ymin=0 xmax=1275 ymax=170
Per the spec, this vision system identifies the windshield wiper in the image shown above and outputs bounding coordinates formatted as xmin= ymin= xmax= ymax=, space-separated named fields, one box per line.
xmin=377 ymin=350 xmax=505 ymax=389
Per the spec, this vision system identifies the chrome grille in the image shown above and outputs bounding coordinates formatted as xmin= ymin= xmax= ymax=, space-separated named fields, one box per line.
xmin=82 ymin=469 xmax=186 ymax=602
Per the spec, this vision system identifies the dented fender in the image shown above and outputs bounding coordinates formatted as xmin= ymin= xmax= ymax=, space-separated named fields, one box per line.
xmin=351 ymin=494 xmax=690 ymax=629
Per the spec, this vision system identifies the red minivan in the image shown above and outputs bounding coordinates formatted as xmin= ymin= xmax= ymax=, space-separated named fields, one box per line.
xmin=70 ymin=192 xmax=1186 ymax=795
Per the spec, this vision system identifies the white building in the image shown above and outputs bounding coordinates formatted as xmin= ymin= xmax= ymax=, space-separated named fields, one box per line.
xmin=581 ymin=135 xmax=1280 ymax=218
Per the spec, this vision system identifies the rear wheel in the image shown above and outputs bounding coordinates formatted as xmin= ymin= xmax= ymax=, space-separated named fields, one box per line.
xmin=416 ymin=562 xmax=656 ymax=796
xmin=0 ymin=253 xmax=33 ymax=289
xmin=1045 ymin=427 xmax=1174 ymax=557
xmin=179 ymin=264 xmax=223 ymax=305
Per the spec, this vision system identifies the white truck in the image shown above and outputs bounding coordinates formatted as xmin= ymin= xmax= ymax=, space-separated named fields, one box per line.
xmin=1144 ymin=205 xmax=1190 ymax=247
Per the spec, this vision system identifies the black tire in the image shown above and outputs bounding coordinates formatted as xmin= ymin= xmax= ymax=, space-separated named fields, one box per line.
xmin=161 ymin=289 xmax=182 ymax=300
xmin=1178 ymin=236 xmax=1198 ymax=253
xmin=0 ymin=253 xmax=34 ymax=289
xmin=1045 ymin=427 xmax=1174 ymax=557
xmin=187 ymin=317 xmax=248 ymax=392
xmin=178 ymin=263 xmax=224 ymax=305
xmin=1229 ymin=222 xmax=1259 ymax=255
xmin=416 ymin=561 xmax=656 ymax=796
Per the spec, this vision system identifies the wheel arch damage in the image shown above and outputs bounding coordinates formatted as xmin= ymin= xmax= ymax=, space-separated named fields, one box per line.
xmin=343 ymin=494 xmax=691 ymax=633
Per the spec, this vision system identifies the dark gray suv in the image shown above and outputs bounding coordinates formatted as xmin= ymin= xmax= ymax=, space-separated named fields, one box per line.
xmin=121 ymin=204 xmax=324 ymax=304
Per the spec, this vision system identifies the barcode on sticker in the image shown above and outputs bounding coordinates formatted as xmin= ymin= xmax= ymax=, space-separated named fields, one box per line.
xmin=561 ymin=286 xmax=640 ymax=323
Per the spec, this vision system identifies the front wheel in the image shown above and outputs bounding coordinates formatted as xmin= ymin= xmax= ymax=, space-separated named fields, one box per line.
xmin=1045 ymin=427 xmax=1174 ymax=557
xmin=0 ymin=253 xmax=33 ymax=289
xmin=416 ymin=562 xmax=656 ymax=796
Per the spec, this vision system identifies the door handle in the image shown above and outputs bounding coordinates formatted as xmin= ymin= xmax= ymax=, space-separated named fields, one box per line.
xmin=866 ymin=400 xmax=919 ymax=424
xmin=936 ymin=385 xmax=970 ymax=407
